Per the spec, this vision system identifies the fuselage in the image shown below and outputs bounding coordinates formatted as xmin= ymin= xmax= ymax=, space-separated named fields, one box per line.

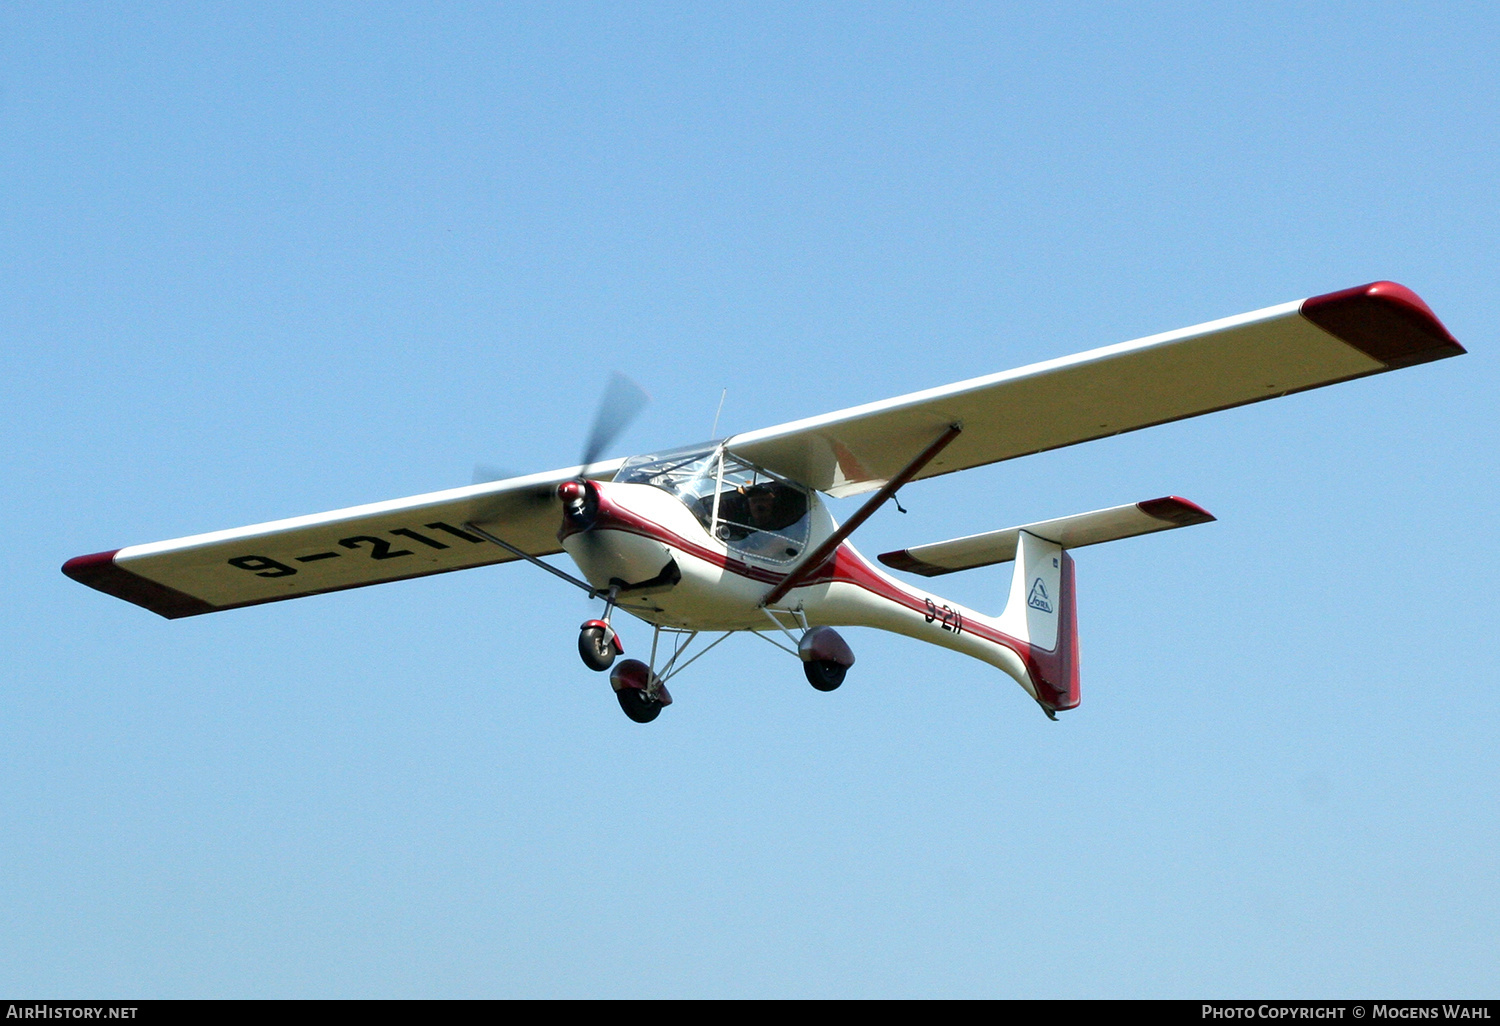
xmin=559 ymin=476 xmax=1044 ymax=703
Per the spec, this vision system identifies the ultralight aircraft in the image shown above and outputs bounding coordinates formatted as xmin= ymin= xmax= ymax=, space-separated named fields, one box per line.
xmin=64 ymin=282 xmax=1464 ymax=722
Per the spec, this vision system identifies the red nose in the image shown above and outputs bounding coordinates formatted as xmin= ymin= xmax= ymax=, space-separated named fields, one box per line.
xmin=558 ymin=480 xmax=587 ymax=503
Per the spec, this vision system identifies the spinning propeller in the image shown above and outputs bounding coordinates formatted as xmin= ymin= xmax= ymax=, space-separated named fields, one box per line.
xmin=558 ymin=370 xmax=650 ymax=516
xmin=471 ymin=371 xmax=650 ymax=521
xmin=579 ymin=371 xmax=651 ymax=475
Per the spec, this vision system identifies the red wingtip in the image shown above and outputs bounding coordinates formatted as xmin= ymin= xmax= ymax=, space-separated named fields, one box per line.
xmin=62 ymin=549 xmax=122 ymax=581
xmin=62 ymin=549 xmax=216 ymax=619
xmin=1137 ymin=496 xmax=1216 ymax=526
xmin=1301 ymin=281 xmax=1465 ymax=369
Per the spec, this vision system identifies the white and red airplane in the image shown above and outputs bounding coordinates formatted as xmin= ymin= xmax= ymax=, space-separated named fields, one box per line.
xmin=64 ymin=282 xmax=1464 ymax=722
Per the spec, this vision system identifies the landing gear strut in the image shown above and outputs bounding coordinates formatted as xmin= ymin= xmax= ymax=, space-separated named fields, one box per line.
xmin=755 ymin=613 xmax=858 ymax=693
xmin=602 ymin=627 xmax=732 ymax=723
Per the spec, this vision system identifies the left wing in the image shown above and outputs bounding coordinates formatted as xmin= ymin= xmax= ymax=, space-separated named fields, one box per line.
xmin=727 ymin=282 xmax=1464 ymax=496
xmin=63 ymin=461 xmax=622 ymax=618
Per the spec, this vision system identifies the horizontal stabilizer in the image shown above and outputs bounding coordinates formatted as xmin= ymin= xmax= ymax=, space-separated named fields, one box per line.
xmin=878 ymin=496 xmax=1214 ymax=577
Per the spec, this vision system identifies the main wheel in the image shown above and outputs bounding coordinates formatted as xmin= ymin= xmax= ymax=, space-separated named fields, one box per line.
xmin=616 ymin=686 xmax=663 ymax=723
xmin=578 ymin=626 xmax=616 ymax=671
xmin=804 ymin=659 xmax=846 ymax=692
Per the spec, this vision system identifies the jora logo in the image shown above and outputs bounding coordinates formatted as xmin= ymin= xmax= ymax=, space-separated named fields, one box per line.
xmin=1028 ymin=578 xmax=1053 ymax=613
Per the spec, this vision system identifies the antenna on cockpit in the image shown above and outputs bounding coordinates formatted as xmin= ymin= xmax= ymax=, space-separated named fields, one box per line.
xmin=710 ymin=388 xmax=727 ymax=439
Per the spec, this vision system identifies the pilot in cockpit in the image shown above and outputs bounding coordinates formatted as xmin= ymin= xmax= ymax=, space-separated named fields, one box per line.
xmin=734 ymin=483 xmax=805 ymax=560
xmin=745 ymin=485 xmax=778 ymax=529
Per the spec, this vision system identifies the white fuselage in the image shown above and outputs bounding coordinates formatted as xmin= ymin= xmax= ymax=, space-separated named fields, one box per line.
xmin=560 ymin=481 xmax=1040 ymax=701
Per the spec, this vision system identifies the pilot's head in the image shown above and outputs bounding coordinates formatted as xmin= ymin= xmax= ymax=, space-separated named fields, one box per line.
xmin=745 ymin=484 xmax=777 ymax=526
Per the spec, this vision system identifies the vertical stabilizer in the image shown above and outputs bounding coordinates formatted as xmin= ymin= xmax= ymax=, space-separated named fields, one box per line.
xmin=997 ymin=531 xmax=1080 ymax=713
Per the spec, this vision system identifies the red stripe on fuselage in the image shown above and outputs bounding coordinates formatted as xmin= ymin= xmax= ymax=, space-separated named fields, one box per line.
xmin=581 ymin=487 xmax=1071 ymax=707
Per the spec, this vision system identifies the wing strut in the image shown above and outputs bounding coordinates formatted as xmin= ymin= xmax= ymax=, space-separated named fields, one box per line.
xmin=760 ymin=423 xmax=962 ymax=607
xmin=463 ymin=521 xmax=599 ymax=596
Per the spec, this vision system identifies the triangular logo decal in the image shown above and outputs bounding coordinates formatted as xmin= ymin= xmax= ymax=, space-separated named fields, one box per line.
xmin=1028 ymin=578 xmax=1053 ymax=613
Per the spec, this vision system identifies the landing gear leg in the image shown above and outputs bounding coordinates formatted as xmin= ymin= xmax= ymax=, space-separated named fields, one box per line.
xmin=578 ymin=586 xmax=623 ymax=672
xmin=578 ymin=626 xmax=616 ymax=671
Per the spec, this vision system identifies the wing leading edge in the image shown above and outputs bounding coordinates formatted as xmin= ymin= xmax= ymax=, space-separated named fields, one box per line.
xmin=63 ymin=461 xmax=623 ymax=618
xmin=726 ymin=281 xmax=1464 ymax=496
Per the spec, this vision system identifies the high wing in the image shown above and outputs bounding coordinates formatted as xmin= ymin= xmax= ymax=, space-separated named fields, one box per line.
xmin=63 ymin=461 xmax=623 ymax=618
xmin=727 ymin=281 xmax=1464 ymax=496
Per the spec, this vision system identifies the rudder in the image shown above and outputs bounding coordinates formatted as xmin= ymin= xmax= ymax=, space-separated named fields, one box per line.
xmin=996 ymin=530 xmax=1080 ymax=714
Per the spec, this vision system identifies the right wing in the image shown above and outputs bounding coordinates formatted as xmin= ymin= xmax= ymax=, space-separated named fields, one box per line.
xmin=62 ymin=461 xmax=623 ymax=618
xmin=728 ymin=282 xmax=1465 ymax=496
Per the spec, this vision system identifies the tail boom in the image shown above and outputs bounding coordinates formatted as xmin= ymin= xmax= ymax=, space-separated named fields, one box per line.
xmin=789 ymin=543 xmax=1079 ymax=714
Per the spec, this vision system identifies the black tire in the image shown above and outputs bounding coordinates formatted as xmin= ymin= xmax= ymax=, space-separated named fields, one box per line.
xmin=578 ymin=626 xmax=616 ymax=672
xmin=804 ymin=659 xmax=846 ymax=692
xmin=616 ymin=687 xmax=663 ymax=723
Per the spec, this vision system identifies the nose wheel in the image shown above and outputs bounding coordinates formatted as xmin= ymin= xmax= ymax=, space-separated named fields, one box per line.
xmin=578 ymin=586 xmax=624 ymax=671
xmin=578 ymin=623 xmax=620 ymax=671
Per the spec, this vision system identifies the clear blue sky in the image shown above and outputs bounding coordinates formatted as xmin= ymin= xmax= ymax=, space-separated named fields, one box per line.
xmin=3 ymin=1 xmax=1495 ymax=997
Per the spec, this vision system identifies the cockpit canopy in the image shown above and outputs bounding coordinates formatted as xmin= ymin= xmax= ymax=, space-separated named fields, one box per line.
xmin=614 ymin=444 xmax=811 ymax=563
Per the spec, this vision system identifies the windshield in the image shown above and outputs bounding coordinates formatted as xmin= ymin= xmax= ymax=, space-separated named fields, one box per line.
xmin=614 ymin=444 xmax=723 ymax=517
xmin=615 ymin=445 xmax=811 ymax=563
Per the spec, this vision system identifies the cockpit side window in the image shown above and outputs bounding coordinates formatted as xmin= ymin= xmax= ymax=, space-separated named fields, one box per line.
xmin=713 ymin=480 xmax=810 ymax=562
xmin=707 ymin=459 xmax=810 ymax=563
xmin=715 ymin=484 xmax=806 ymax=536
xmin=614 ymin=446 xmax=812 ymax=563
